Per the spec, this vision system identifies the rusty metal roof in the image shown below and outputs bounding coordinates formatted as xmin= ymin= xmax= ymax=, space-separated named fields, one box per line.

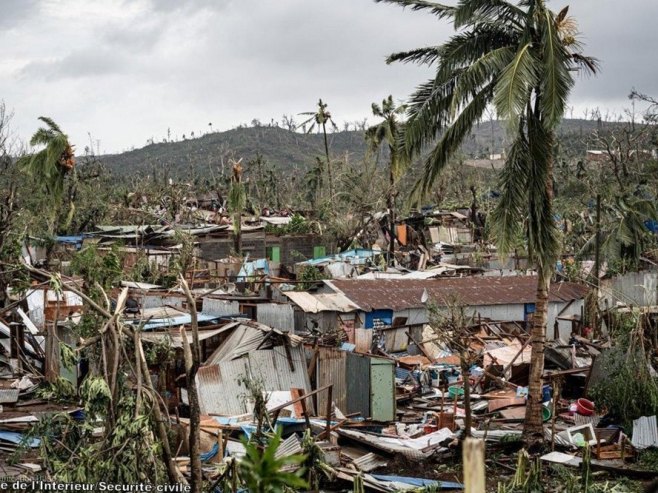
xmin=328 ymin=277 xmax=589 ymax=312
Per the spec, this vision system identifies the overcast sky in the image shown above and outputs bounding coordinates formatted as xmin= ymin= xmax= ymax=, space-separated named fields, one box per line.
xmin=2 ymin=0 xmax=657 ymax=153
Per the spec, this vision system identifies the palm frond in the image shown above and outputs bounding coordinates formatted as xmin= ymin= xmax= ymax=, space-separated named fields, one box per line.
xmin=489 ymin=126 xmax=530 ymax=255
xmin=387 ymin=46 xmax=441 ymax=65
xmin=37 ymin=116 xmax=62 ymax=133
xmin=453 ymin=0 xmax=526 ymax=29
xmin=525 ymin=114 xmax=559 ymax=268
xmin=411 ymin=81 xmax=495 ymax=200
xmin=538 ymin=8 xmax=574 ymax=128
xmin=494 ymin=42 xmax=539 ymax=123
xmin=373 ymin=0 xmax=455 ymax=19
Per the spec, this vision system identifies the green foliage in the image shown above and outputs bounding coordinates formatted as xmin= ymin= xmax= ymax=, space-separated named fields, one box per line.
xmin=26 ymin=391 xmax=166 ymax=485
xmin=295 ymin=265 xmax=326 ymax=291
xmin=60 ymin=342 xmax=78 ymax=371
xmin=589 ymin=343 xmax=658 ymax=429
xmin=301 ymin=429 xmax=334 ymax=489
xmin=145 ymin=337 xmax=175 ymax=365
xmin=239 ymin=428 xmax=308 ymax=493
xmin=265 ymin=214 xmax=316 ymax=235
xmin=18 ymin=116 xmax=73 ymax=200
xmin=71 ymin=244 xmax=123 ymax=290
xmin=79 ymin=376 xmax=112 ymax=417
xmin=638 ymin=448 xmax=658 ymax=472
xmin=36 ymin=377 xmax=77 ymax=402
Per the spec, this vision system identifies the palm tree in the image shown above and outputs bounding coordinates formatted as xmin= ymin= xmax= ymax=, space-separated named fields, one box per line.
xmin=300 ymin=99 xmax=338 ymax=200
xmin=228 ymin=159 xmax=246 ymax=255
xmin=376 ymin=0 xmax=597 ymax=441
xmin=20 ymin=116 xmax=75 ymax=200
xmin=366 ymin=96 xmax=409 ymax=265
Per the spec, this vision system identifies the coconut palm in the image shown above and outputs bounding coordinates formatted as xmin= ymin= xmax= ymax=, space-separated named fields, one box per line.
xmin=20 ymin=116 xmax=75 ymax=200
xmin=300 ymin=99 xmax=338 ymax=200
xmin=228 ymin=159 xmax=246 ymax=255
xmin=376 ymin=0 xmax=597 ymax=441
xmin=366 ymin=95 xmax=409 ymax=265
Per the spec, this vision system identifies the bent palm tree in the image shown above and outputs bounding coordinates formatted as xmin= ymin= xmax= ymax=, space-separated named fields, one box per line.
xmin=366 ymin=96 xmax=409 ymax=265
xmin=376 ymin=0 xmax=597 ymax=441
xmin=20 ymin=116 xmax=75 ymax=200
xmin=300 ymin=99 xmax=338 ymax=200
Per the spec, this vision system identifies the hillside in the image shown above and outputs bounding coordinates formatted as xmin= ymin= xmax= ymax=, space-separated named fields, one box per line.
xmin=100 ymin=119 xmax=609 ymax=178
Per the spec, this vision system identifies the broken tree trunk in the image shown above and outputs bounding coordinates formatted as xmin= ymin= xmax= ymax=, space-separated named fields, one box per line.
xmin=180 ymin=275 xmax=202 ymax=493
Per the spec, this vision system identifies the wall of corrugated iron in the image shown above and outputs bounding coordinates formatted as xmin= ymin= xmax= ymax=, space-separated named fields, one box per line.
xmin=316 ymin=347 xmax=347 ymax=413
xmin=142 ymin=295 xmax=185 ymax=309
xmin=256 ymin=303 xmax=295 ymax=332
xmin=249 ymin=346 xmax=314 ymax=414
xmin=197 ymin=360 xmax=250 ymax=416
xmin=202 ymin=298 xmax=241 ymax=316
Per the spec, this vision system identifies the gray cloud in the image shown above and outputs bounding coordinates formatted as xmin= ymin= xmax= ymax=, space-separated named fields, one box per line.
xmin=1 ymin=0 xmax=657 ymax=152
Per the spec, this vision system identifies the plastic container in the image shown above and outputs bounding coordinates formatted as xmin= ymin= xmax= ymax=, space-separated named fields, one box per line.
xmin=448 ymin=386 xmax=465 ymax=399
xmin=542 ymin=385 xmax=552 ymax=403
xmin=576 ymin=398 xmax=595 ymax=416
xmin=542 ymin=405 xmax=552 ymax=422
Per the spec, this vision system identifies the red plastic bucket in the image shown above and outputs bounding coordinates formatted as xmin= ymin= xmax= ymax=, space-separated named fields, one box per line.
xmin=576 ymin=398 xmax=595 ymax=416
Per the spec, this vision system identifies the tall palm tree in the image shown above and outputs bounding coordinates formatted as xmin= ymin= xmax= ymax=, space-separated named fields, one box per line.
xmin=375 ymin=0 xmax=597 ymax=441
xmin=20 ymin=116 xmax=75 ymax=200
xmin=366 ymin=95 xmax=409 ymax=265
xmin=228 ymin=159 xmax=246 ymax=255
xmin=300 ymin=99 xmax=338 ymax=200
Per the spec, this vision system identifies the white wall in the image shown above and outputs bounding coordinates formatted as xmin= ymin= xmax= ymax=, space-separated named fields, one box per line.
xmin=600 ymin=270 xmax=658 ymax=308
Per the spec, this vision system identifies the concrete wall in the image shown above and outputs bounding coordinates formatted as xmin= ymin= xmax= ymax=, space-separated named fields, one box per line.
xmin=196 ymin=231 xmax=334 ymax=267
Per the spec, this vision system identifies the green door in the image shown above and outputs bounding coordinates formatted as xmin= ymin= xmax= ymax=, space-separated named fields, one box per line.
xmin=369 ymin=358 xmax=395 ymax=422
xmin=266 ymin=246 xmax=281 ymax=262
xmin=313 ymin=246 xmax=326 ymax=259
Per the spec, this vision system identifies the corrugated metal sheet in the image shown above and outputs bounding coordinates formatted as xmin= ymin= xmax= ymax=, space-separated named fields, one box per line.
xmin=197 ymin=360 xmax=250 ymax=416
xmin=329 ymin=277 xmax=589 ymax=312
xmin=352 ymin=453 xmax=388 ymax=472
xmin=141 ymin=326 xmax=228 ymax=348
xmin=354 ymin=328 xmax=372 ymax=353
xmin=632 ymin=416 xmax=658 ymax=449
xmin=142 ymin=294 xmax=185 ymax=309
xmin=284 ymin=291 xmax=359 ymax=313
xmin=381 ymin=327 xmax=410 ymax=353
xmin=274 ymin=434 xmax=303 ymax=459
xmin=204 ymin=322 xmax=264 ymax=364
xmin=346 ymin=352 xmax=370 ymax=418
xmin=202 ymin=298 xmax=241 ymax=316
xmin=316 ymin=347 xmax=347 ymax=413
xmin=248 ymin=346 xmax=313 ymax=413
xmin=256 ymin=303 xmax=295 ymax=332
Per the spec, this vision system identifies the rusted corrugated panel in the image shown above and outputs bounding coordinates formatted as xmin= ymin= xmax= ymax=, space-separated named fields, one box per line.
xmin=256 ymin=303 xmax=295 ymax=332
xmin=316 ymin=347 xmax=347 ymax=413
xmin=330 ymin=278 xmax=588 ymax=311
xmin=202 ymin=298 xmax=241 ymax=316
xmin=196 ymin=361 xmax=249 ymax=416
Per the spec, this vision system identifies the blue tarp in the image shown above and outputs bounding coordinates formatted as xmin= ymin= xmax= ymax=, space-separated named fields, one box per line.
xmin=56 ymin=235 xmax=85 ymax=250
xmin=0 ymin=431 xmax=40 ymax=448
xmin=371 ymin=474 xmax=463 ymax=489
xmin=237 ymin=258 xmax=270 ymax=281
xmin=645 ymin=220 xmax=658 ymax=233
